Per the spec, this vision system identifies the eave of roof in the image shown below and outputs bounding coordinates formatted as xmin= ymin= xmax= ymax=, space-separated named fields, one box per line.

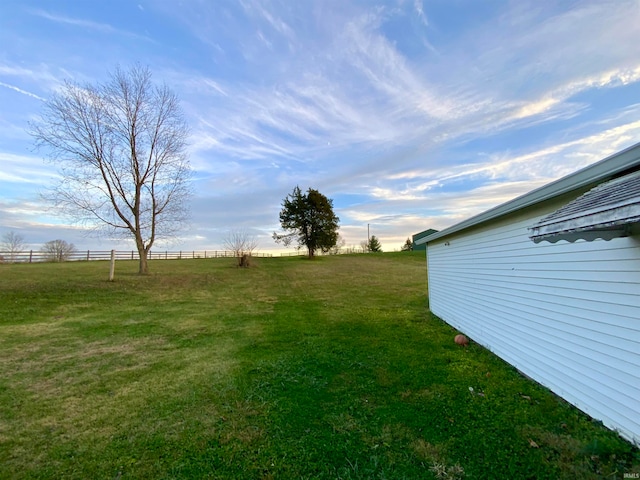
xmin=417 ymin=141 xmax=640 ymax=245
xmin=412 ymin=228 xmax=438 ymax=241
xmin=529 ymin=168 xmax=640 ymax=243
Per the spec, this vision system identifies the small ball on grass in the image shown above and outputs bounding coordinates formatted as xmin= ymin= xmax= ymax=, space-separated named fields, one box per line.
xmin=454 ymin=334 xmax=469 ymax=346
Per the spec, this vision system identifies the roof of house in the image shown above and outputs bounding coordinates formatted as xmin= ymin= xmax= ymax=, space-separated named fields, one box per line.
xmin=412 ymin=228 xmax=438 ymax=242
xmin=529 ymin=168 xmax=640 ymax=243
xmin=417 ymin=141 xmax=640 ymax=245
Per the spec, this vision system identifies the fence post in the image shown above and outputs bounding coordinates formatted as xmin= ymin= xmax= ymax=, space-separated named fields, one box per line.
xmin=131 ymin=250 xmax=134 ymax=260
xmin=86 ymin=250 xmax=90 ymax=261
xmin=29 ymin=250 xmax=33 ymax=263
xmin=109 ymin=250 xmax=115 ymax=281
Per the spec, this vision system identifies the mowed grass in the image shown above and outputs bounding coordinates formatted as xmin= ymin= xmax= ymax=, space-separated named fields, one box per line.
xmin=0 ymin=253 xmax=638 ymax=479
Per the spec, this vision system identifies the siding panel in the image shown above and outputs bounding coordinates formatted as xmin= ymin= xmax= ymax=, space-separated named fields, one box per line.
xmin=427 ymin=203 xmax=640 ymax=444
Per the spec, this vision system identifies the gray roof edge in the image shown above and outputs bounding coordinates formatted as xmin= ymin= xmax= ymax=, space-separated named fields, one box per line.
xmin=412 ymin=228 xmax=438 ymax=240
xmin=416 ymin=141 xmax=640 ymax=245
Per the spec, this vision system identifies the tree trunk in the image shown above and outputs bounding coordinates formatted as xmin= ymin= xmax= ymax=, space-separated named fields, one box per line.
xmin=138 ymin=248 xmax=149 ymax=275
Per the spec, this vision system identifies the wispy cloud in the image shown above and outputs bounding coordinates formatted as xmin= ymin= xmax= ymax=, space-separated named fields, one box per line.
xmin=360 ymin=118 xmax=640 ymax=217
xmin=0 ymin=81 xmax=45 ymax=101
xmin=0 ymin=63 xmax=64 ymax=90
xmin=175 ymin=0 xmax=640 ymax=179
xmin=413 ymin=0 xmax=428 ymax=27
xmin=240 ymin=0 xmax=296 ymax=43
xmin=28 ymin=9 xmax=152 ymax=41
xmin=0 ymin=152 xmax=57 ymax=184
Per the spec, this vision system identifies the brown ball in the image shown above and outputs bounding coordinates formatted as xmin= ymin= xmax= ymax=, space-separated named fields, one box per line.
xmin=454 ymin=334 xmax=469 ymax=346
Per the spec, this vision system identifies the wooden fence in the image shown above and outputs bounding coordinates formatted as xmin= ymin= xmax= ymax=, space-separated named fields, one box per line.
xmin=0 ymin=247 xmax=373 ymax=263
xmin=0 ymin=250 xmax=274 ymax=263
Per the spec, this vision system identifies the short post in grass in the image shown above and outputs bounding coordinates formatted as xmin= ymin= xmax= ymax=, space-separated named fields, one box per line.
xmin=109 ymin=249 xmax=115 ymax=281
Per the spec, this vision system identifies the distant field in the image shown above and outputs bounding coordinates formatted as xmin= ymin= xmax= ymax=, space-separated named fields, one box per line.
xmin=0 ymin=253 xmax=638 ymax=479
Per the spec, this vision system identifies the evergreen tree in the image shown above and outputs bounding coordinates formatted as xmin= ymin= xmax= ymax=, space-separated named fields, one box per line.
xmin=273 ymin=186 xmax=340 ymax=258
xmin=368 ymin=235 xmax=382 ymax=252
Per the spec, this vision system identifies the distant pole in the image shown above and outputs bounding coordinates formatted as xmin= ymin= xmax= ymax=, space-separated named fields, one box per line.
xmin=368 ymin=223 xmax=370 ymax=242
xmin=109 ymin=249 xmax=115 ymax=281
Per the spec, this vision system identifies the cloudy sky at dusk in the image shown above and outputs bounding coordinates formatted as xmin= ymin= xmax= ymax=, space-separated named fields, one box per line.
xmin=1 ymin=0 xmax=640 ymax=253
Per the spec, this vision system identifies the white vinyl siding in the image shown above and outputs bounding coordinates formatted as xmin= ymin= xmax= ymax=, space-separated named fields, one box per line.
xmin=427 ymin=200 xmax=640 ymax=444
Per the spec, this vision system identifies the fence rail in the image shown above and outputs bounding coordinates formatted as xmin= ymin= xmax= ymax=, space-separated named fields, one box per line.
xmin=0 ymin=247 xmax=374 ymax=263
xmin=0 ymin=250 xmax=274 ymax=263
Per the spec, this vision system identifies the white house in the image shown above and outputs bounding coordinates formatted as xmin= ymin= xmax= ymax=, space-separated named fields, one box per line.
xmin=416 ymin=142 xmax=640 ymax=444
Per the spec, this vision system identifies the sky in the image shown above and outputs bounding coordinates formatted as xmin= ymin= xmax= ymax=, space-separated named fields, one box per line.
xmin=1 ymin=0 xmax=640 ymax=254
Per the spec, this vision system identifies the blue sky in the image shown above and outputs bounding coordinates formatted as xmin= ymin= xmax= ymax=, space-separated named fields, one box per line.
xmin=1 ymin=0 xmax=639 ymax=253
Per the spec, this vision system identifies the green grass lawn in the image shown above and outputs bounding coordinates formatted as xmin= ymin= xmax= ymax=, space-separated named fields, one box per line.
xmin=0 ymin=252 xmax=638 ymax=479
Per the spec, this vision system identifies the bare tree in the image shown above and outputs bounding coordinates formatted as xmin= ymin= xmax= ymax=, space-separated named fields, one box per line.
xmin=224 ymin=229 xmax=259 ymax=267
xmin=328 ymin=234 xmax=346 ymax=255
xmin=31 ymin=65 xmax=191 ymax=274
xmin=41 ymin=239 xmax=76 ymax=262
xmin=1 ymin=231 xmax=26 ymax=262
